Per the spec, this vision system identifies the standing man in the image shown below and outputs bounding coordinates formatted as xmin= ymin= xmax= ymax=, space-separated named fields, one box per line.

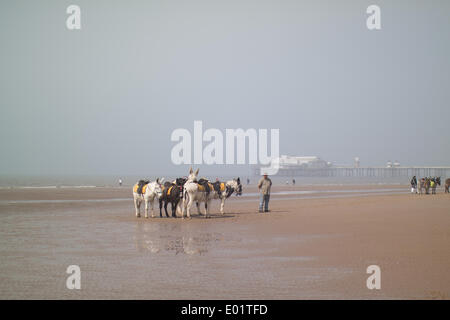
xmin=119 ymin=178 xmax=123 ymax=187
xmin=258 ymin=173 xmax=272 ymax=213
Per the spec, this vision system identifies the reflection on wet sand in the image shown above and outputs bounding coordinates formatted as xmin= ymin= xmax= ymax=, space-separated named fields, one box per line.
xmin=1 ymin=184 xmax=449 ymax=299
xmin=134 ymin=221 xmax=222 ymax=255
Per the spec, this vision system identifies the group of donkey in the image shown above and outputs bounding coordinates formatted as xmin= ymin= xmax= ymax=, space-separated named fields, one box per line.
xmin=132 ymin=168 xmax=242 ymax=219
xmin=414 ymin=177 xmax=450 ymax=194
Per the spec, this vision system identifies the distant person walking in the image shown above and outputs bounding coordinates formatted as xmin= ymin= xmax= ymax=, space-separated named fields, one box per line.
xmin=119 ymin=178 xmax=123 ymax=187
xmin=292 ymin=178 xmax=296 ymax=186
xmin=247 ymin=178 xmax=250 ymax=185
xmin=410 ymin=176 xmax=417 ymax=193
xmin=258 ymin=173 xmax=272 ymax=213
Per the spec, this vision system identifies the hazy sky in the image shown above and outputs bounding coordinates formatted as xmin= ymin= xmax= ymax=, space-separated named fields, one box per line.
xmin=1 ymin=0 xmax=449 ymax=176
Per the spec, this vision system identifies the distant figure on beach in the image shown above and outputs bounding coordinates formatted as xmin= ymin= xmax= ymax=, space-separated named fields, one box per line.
xmin=247 ymin=178 xmax=250 ymax=185
xmin=258 ymin=173 xmax=272 ymax=213
xmin=119 ymin=178 xmax=123 ymax=187
xmin=292 ymin=179 xmax=296 ymax=186
xmin=418 ymin=177 xmax=425 ymax=194
xmin=410 ymin=176 xmax=417 ymax=193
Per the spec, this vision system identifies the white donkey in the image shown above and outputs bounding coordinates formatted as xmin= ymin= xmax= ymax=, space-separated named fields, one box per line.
xmin=182 ymin=169 xmax=243 ymax=219
xmin=204 ymin=178 xmax=242 ymax=215
xmin=133 ymin=178 xmax=164 ymax=218
xmin=181 ymin=168 xmax=211 ymax=219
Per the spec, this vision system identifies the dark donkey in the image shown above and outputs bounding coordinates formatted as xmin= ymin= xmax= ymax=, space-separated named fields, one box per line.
xmin=159 ymin=177 xmax=187 ymax=218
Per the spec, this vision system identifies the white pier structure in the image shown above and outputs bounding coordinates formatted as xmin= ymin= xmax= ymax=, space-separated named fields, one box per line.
xmin=256 ymin=155 xmax=450 ymax=178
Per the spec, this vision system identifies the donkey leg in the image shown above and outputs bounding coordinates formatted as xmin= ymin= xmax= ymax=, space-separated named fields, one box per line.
xmin=183 ymin=196 xmax=189 ymax=219
xmin=171 ymin=200 xmax=178 ymax=218
xmin=144 ymin=199 xmax=149 ymax=218
xmin=220 ymin=198 xmax=225 ymax=215
xmin=205 ymin=200 xmax=210 ymax=218
xmin=185 ymin=201 xmax=190 ymax=219
xmin=180 ymin=203 xmax=184 ymax=217
xmin=164 ymin=201 xmax=170 ymax=218
xmin=135 ymin=198 xmax=141 ymax=218
xmin=159 ymin=199 xmax=163 ymax=217
xmin=181 ymin=202 xmax=185 ymax=219
xmin=150 ymin=199 xmax=155 ymax=218
xmin=186 ymin=197 xmax=193 ymax=219
xmin=175 ymin=201 xmax=182 ymax=218
xmin=198 ymin=201 xmax=206 ymax=216
xmin=170 ymin=202 xmax=175 ymax=218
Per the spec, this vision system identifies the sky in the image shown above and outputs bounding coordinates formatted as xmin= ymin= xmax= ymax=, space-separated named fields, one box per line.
xmin=0 ymin=0 xmax=449 ymax=177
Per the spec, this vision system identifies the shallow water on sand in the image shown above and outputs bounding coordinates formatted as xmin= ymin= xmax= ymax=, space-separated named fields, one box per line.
xmin=0 ymin=198 xmax=348 ymax=299
xmin=2 ymin=184 xmax=439 ymax=299
xmin=0 ymin=187 xmax=407 ymax=205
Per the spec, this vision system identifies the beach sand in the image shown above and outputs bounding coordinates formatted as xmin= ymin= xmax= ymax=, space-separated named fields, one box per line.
xmin=0 ymin=184 xmax=449 ymax=299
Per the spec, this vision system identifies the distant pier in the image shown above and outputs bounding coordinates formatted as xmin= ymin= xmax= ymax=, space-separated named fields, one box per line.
xmin=254 ymin=166 xmax=450 ymax=178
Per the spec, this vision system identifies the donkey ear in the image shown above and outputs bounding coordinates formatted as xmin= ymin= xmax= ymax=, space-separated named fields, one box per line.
xmin=160 ymin=177 xmax=165 ymax=184
xmin=189 ymin=167 xmax=193 ymax=174
xmin=156 ymin=178 xmax=160 ymax=184
xmin=195 ymin=168 xmax=199 ymax=175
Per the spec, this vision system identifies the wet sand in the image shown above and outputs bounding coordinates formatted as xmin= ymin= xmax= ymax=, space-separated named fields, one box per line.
xmin=0 ymin=184 xmax=449 ymax=299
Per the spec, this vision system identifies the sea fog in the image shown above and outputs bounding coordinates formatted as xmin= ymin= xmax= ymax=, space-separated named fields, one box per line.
xmin=0 ymin=174 xmax=409 ymax=189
